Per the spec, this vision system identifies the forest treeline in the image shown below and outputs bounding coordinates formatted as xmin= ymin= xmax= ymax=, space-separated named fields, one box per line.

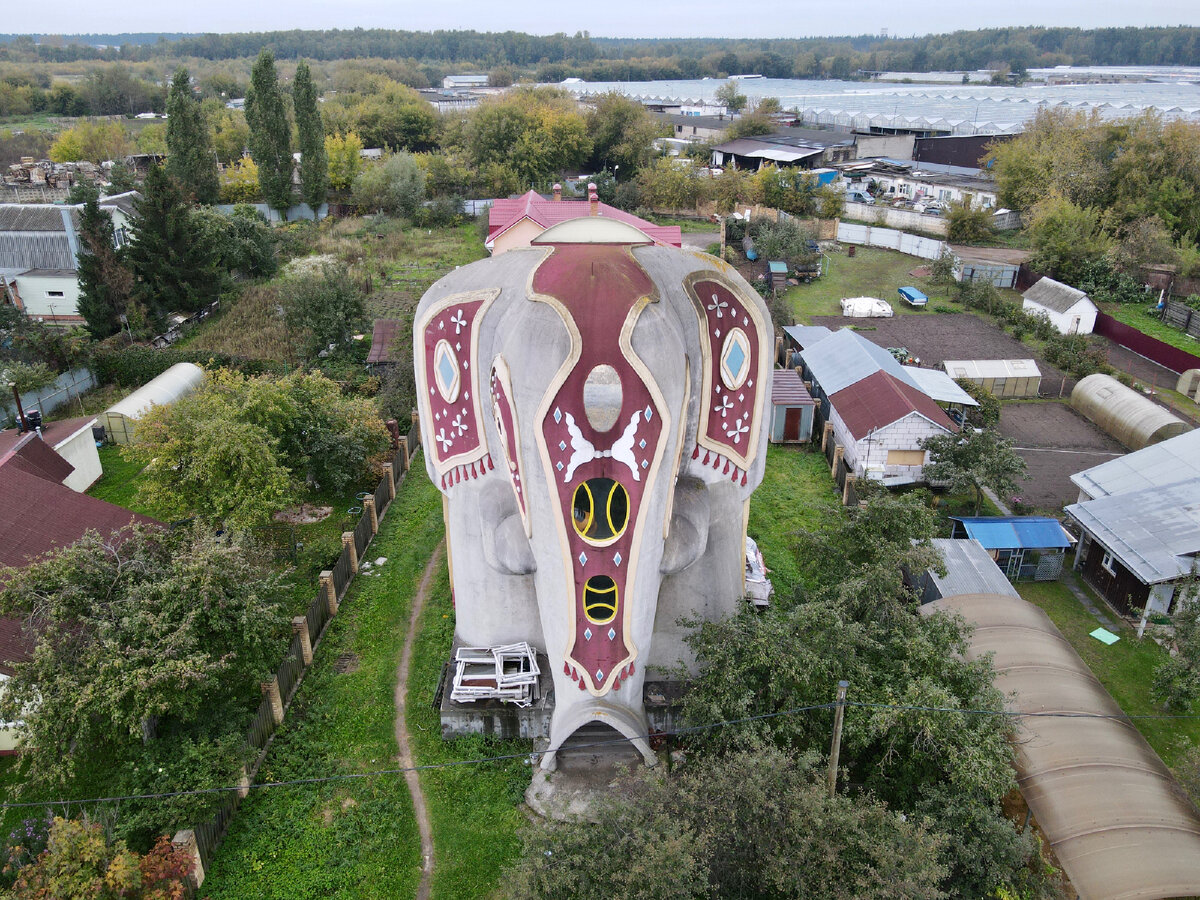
xmin=1 ymin=26 xmax=1198 ymax=77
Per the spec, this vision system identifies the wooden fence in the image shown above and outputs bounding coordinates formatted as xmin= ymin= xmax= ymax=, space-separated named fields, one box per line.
xmin=174 ymin=420 xmax=422 ymax=887
xmin=816 ymin=416 xmax=860 ymax=508
xmin=1161 ymin=300 xmax=1200 ymax=341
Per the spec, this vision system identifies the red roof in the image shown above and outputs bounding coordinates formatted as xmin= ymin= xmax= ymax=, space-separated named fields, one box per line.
xmin=0 ymin=416 xmax=96 ymax=455
xmin=366 ymin=319 xmax=400 ymax=365
xmin=487 ymin=190 xmax=682 ymax=248
xmin=771 ymin=369 xmax=815 ymax=406
xmin=830 ymin=370 xmax=956 ymax=442
xmin=0 ymin=432 xmax=75 ymax=484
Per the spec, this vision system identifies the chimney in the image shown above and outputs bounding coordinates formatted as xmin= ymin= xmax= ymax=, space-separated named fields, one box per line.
xmin=552 ymin=183 xmax=562 ymax=201
xmin=588 ymin=182 xmax=598 ymax=215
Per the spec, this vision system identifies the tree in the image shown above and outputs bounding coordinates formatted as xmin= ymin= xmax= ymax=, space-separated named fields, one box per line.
xmin=285 ymin=263 xmax=365 ymax=361
xmin=244 ymin=48 xmax=293 ymax=212
xmin=326 ymin=131 xmax=364 ymax=191
xmin=164 ymin=68 xmax=219 ymax=204
xmin=714 ymin=80 xmax=748 ymax=114
xmin=1151 ymin=571 xmax=1200 ymax=711
xmin=921 ymin=427 xmax=1029 ymax=515
xmin=209 ymin=107 xmax=251 ymax=164
xmin=127 ymin=165 xmax=221 ymax=316
xmin=953 ymin=378 xmax=1001 ymax=428
xmin=505 ymin=749 xmax=947 ymax=900
xmin=218 ymin=156 xmax=261 ymax=203
xmin=6 ymin=818 xmax=192 ymax=900
xmin=1026 ymin=195 xmax=1111 ymax=283
xmin=946 ymin=198 xmax=994 ymax=244
xmin=76 ymin=197 xmax=135 ymax=339
xmin=0 ymin=526 xmax=287 ymax=798
xmin=726 ymin=112 xmax=775 ymax=139
xmin=930 ymin=248 xmax=957 ymax=285
xmin=352 ymin=152 xmax=426 ymax=216
xmin=191 ymin=205 xmax=277 ymax=280
xmin=48 ymin=120 xmax=130 ymax=164
xmin=462 ymin=88 xmax=592 ymax=183
xmin=635 ymin=156 xmax=708 ymax=211
xmin=584 ymin=91 xmax=666 ymax=176
xmin=293 ymin=61 xmax=328 ymax=211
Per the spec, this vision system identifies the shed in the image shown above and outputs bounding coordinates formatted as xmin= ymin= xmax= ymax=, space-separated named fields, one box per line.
xmin=916 ymin=538 xmax=1019 ymax=604
xmin=767 ymin=260 xmax=788 ymax=291
xmin=839 ymin=296 xmax=893 ymax=318
xmin=949 ymin=516 xmax=1075 ymax=581
xmin=942 ymin=359 xmax=1041 ymax=398
xmin=102 ymin=362 xmax=205 ymax=444
xmin=1070 ymin=373 xmax=1190 ymax=451
xmin=769 ymin=369 xmax=815 ymax=443
xmin=1021 ymin=277 xmax=1098 ymax=335
xmin=366 ymin=318 xmax=400 ymax=365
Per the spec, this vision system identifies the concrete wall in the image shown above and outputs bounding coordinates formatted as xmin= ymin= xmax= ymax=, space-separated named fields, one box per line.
xmin=854 ymin=133 xmax=916 ymax=160
xmin=55 ymin=420 xmax=102 ymax=491
xmin=14 ymin=272 xmax=81 ymax=321
xmin=0 ymin=367 xmax=96 ymax=429
xmin=842 ymin=202 xmax=950 ymax=238
xmin=837 ymin=220 xmax=948 ymax=257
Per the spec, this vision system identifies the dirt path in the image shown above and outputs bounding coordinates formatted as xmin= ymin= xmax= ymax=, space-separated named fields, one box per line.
xmin=394 ymin=542 xmax=444 ymax=900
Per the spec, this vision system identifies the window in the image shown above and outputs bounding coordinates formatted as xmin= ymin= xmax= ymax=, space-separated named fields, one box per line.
xmin=583 ymin=575 xmax=618 ymax=624
xmin=46 ymin=290 xmax=64 ymax=298
xmin=886 ymin=449 xmax=925 ymax=466
xmin=572 ymin=478 xmax=629 ymax=544
xmin=1100 ymin=551 xmax=1116 ymax=575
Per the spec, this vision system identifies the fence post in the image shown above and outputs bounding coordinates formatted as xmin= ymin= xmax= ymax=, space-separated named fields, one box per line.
xmin=831 ymin=444 xmax=844 ymax=479
xmin=292 ymin=616 xmax=314 ymax=666
xmin=237 ymin=765 xmax=251 ymax=799
xmin=172 ymin=829 xmax=205 ymax=889
xmin=821 ymin=421 xmax=833 ymax=452
xmin=398 ymin=436 xmax=410 ymax=472
xmin=260 ymin=676 xmax=284 ymax=726
xmin=364 ymin=496 xmax=378 ymax=535
xmin=842 ymin=473 xmax=856 ymax=506
xmin=342 ymin=532 xmax=358 ymax=574
xmin=410 ymin=408 xmax=420 ymax=442
xmin=382 ymin=463 xmax=396 ymax=500
xmin=320 ymin=570 xmax=339 ymax=616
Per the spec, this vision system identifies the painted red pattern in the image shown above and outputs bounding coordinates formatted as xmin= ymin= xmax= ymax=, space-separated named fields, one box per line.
xmin=489 ymin=363 xmax=525 ymax=519
xmin=533 ymin=245 xmax=663 ymax=694
xmin=421 ymin=296 xmax=491 ymax=488
xmin=691 ymin=279 xmax=761 ymax=485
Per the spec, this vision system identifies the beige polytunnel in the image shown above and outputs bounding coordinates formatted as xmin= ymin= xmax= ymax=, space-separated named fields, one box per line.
xmin=102 ymin=362 xmax=206 ymax=444
xmin=1070 ymin=374 xmax=1190 ymax=451
xmin=1178 ymin=369 xmax=1200 ymax=401
xmin=926 ymin=593 xmax=1200 ymax=900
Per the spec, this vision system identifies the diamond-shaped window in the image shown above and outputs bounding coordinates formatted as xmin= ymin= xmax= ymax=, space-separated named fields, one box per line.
xmin=720 ymin=328 xmax=752 ymax=390
xmin=607 ymin=627 xmax=616 ymax=641
xmin=433 ymin=340 xmax=460 ymax=402
xmin=584 ymin=627 xmax=593 ymax=641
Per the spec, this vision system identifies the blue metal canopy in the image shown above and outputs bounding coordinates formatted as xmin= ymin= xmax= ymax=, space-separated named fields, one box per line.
xmin=950 ymin=516 xmax=1073 ymax=550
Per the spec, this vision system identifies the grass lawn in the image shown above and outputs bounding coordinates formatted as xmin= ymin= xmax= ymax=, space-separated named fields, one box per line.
xmin=1017 ymin=575 xmax=1200 ymax=768
xmin=1102 ymin=301 xmax=1200 ymax=357
xmin=783 ymin=247 xmax=949 ymax=320
xmin=645 ymin=214 xmax=718 ymax=233
xmin=747 ymin=444 xmax=842 ymax=597
xmin=200 ymin=466 xmax=444 ymax=899
xmin=86 ymin=444 xmax=183 ymax=521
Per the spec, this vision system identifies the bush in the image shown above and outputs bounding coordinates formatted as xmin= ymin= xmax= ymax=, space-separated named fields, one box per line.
xmin=91 ymin=345 xmax=288 ymax=387
xmin=1043 ymin=333 xmax=1113 ymax=379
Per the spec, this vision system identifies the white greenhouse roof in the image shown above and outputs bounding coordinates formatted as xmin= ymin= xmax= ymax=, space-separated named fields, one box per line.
xmin=943 ymin=359 xmax=1041 ymax=380
xmin=105 ymin=362 xmax=206 ymax=421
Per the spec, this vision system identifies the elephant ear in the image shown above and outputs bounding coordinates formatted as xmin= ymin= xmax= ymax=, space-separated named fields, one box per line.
xmin=477 ymin=479 xmax=536 ymax=575
xmin=660 ymin=477 xmax=711 ymax=575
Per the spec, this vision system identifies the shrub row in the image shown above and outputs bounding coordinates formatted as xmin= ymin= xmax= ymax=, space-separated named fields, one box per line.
xmin=92 ymin=345 xmax=290 ymax=387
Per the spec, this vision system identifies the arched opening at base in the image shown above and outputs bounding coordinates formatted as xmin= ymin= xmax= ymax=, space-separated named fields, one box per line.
xmin=539 ymin=707 xmax=657 ymax=772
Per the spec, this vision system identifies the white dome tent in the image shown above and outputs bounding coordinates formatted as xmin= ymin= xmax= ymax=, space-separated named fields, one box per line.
xmin=102 ymin=362 xmax=206 ymax=444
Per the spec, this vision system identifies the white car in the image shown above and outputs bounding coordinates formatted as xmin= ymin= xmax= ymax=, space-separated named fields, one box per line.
xmin=745 ymin=536 xmax=774 ymax=608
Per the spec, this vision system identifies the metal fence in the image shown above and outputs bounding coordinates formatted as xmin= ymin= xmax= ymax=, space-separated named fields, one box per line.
xmin=176 ymin=421 xmax=423 ymax=886
xmin=1094 ymin=312 xmax=1200 ymax=376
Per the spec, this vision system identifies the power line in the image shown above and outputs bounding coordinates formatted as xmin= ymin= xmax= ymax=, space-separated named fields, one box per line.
xmin=4 ymin=697 xmax=1198 ymax=812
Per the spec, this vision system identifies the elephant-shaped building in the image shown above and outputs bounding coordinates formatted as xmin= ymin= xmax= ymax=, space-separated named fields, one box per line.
xmin=415 ymin=217 xmax=773 ymax=770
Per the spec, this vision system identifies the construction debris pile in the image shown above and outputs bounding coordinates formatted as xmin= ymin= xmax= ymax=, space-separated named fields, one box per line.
xmin=4 ymin=157 xmax=102 ymax=190
xmin=449 ymin=643 xmax=541 ymax=707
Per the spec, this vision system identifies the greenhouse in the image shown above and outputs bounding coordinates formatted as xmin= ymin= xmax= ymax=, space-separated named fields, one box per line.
xmin=102 ymin=362 xmax=206 ymax=444
xmin=1070 ymin=374 xmax=1190 ymax=451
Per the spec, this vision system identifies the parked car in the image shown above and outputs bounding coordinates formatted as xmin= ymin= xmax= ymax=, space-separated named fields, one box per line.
xmin=846 ymin=190 xmax=874 ymax=205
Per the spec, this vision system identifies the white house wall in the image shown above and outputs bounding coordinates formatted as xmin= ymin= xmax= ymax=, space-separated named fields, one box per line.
xmin=833 ymin=408 xmax=947 ymax=481
xmin=1023 ymin=297 xmax=1098 ymax=335
xmin=55 ymin=422 xmax=102 ymax=492
xmin=14 ymin=273 xmax=81 ymax=321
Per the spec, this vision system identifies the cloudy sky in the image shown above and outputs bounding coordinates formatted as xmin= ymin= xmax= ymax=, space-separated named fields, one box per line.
xmin=14 ymin=1 xmax=1200 ymax=40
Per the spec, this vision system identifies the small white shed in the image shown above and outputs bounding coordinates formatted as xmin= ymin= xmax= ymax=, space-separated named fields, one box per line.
xmin=1022 ymin=277 xmax=1098 ymax=335
xmin=102 ymin=362 xmax=205 ymax=444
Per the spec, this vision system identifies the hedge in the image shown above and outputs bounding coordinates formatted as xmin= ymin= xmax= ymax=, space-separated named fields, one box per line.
xmin=92 ymin=346 xmax=290 ymax=388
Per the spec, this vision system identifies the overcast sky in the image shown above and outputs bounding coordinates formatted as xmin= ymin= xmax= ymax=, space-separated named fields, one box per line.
xmin=13 ymin=1 xmax=1200 ymax=41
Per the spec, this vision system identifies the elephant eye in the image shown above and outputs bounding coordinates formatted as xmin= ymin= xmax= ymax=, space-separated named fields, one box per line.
xmin=571 ymin=477 xmax=629 ymax=543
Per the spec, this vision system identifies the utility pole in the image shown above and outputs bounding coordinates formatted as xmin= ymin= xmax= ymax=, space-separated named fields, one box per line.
xmin=827 ymin=680 xmax=850 ymax=799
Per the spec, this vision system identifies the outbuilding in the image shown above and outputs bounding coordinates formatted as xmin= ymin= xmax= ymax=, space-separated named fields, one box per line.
xmin=1021 ymin=277 xmax=1098 ymax=335
xmin=0 ymin=415 xmax=101 ymax=491
xmin=1070 ymin=373 xmax=1190 ymax=451
xmin=102 ymin=362 xmax=206 ymax=444
xmin=768 ymin=369 xmax=815 ymax=443
xmin=949 ymin=516 xmax=1075 ymax=581
xmin=942 ymin=358 xmax=1041 ymax=398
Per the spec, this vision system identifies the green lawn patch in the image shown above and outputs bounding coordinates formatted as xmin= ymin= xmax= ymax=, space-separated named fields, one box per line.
xmin=86 ymin=444 xmax=184 ymax=521
xmin=1018 ymin=576 xmax=1200 ymax=767
xmin=1103 ymin=302 xmax=1200 ymax=357
xmin=407 ymin=559 xmax=529 ymax=900
xmin=644 ymin=214 xmax=718 ymax=233
xmin=783 ymin=247 xmax=946 ymax=320
xmin=200 ymin=467 xmax=444 ymax=900
xmin=747 ymin=444 xmax=842 ymax=597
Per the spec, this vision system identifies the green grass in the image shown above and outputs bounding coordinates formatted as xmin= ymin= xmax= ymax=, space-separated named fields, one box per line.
xmin=783 ymin=247 xmax=946 ymax=320
xmin=645 ymin=214 xmax=718 ymax=233
xmin=1018 ymin=575 xmax=1200 ymax=767
xmin=407 ymin=557 xmax=529 ymax=899
xmin=1103 ymin=301 xmax=1200 ymax=357
xmin=747 ymin=444 xmax=842 ymax=595
xmin=200 ymin=466 xmax=444 ymax=899
xmin=86 ymin=444 xmax=183 ymax=521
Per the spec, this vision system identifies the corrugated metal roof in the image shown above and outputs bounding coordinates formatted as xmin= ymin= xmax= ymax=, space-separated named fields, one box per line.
xmin=926 ymin=538 xmax=1019 ymax=599
xmin=925 ymin=592 xmax=1200 ymax=900
xmin=1023 ymin=276 xmax=1093 ymax=314
xmin=902 ymin=366 xmax=979 ymax=406
xmin=1065 ymin=479 xmax=1200 ymax=585
xmin=770 ymin=368 xmax=814 ymax=406
xmin=943 ymin=358 xmax=1041 ymax=380
xmin=366 ymin=319 xmax=399 ymax=364
xmin=781 ymin=324 xmax=832 ymax=349
xmin=800 ymin=327 xmax=916 ymax=396
xmin=951 ymin=516 xmax=1074 ymax=550
xmin=830 ymin=369 xmax=954 ymax=440
xmin=487 ymin=190 xmax=681 ymax=248
xmin=0 ymin=205 xmax=78 ymax=232
xmin=1070 ymin=429 xmax=1200 ymax=499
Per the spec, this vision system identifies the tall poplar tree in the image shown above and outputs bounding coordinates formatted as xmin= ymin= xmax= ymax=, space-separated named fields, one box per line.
xmin=164 ymin=68 xmax=219 ymax=204
xmin=245 ymin=49 xmax=293 ymax=213
xmin=293 ymin=61 xmax=328 ymax=212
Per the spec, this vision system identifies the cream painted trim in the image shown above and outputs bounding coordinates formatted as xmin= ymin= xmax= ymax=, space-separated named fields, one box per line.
xmin=414 ymin=288 xmax=500 ymax=476
xmin=683 ymin=269 xmax=771 ymax=472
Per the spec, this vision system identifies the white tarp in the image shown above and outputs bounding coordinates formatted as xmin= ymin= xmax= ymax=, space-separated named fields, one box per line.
xmin=840 ymin=296 xmax=894 ymax=318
